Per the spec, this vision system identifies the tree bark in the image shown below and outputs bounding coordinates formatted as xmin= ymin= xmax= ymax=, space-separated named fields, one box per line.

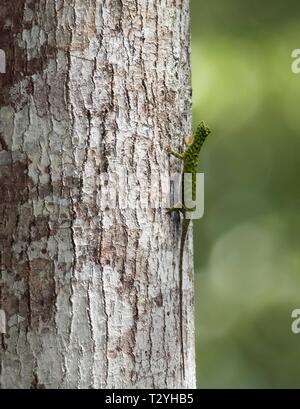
xmin=0 ymin=0 xmax=195 ymax=389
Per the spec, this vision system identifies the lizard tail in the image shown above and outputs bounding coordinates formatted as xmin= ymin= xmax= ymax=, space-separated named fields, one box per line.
xmin=179 ymin=218 xmax=191 ymax=380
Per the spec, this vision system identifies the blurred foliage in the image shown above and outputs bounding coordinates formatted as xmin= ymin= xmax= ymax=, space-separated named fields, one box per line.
xmin=192 ymin=0 xmax=300 ymax=388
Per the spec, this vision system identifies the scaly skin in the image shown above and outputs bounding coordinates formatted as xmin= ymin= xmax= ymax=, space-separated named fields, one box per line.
xmin=168 ymin=121 xmax=211 ymax=379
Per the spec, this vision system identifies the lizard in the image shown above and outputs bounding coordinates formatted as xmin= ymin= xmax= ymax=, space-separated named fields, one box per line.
xmin=167 ymin=120 xmax=211 ymax=379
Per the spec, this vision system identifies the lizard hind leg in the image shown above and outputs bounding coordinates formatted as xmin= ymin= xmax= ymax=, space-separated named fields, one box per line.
xmin=182 ymin=205 xmax=196 ymax=213
xmin=166 ymin=204 xmax=185 ymax=216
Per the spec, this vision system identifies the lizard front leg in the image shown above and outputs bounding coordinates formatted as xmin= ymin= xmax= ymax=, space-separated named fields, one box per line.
xmin=166 ymin=146 xmax=185 ymax=160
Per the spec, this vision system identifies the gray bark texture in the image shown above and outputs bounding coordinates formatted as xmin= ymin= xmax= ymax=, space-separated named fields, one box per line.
xmin=0 ymin=0 xmax=195 ymax=389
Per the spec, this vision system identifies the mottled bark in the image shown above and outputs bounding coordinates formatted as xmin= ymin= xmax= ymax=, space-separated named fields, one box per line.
xmin=0 ymin=0 xmax=195 ymax=389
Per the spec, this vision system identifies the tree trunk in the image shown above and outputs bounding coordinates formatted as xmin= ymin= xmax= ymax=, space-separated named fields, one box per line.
xmin=0 ymin=0 xmax=194 ymax=389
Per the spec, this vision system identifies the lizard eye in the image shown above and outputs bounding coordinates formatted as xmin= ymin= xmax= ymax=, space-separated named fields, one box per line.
xmin=185 ymin=136 xmax=193 ymax=145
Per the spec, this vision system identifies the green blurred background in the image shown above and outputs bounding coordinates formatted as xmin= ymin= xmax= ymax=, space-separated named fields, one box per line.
xmin=192 ymin=0 xmax=300 ymax=388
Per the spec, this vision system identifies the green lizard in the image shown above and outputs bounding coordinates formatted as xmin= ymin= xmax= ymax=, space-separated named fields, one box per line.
xmin=167 ymin=121 xmax=211 ymax=378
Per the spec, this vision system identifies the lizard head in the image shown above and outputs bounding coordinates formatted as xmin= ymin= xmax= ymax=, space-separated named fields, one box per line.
xmin=193 ymin=121 xmax=211 ymax=150
xmin=184 ymin=121 xmax=211 ymax=160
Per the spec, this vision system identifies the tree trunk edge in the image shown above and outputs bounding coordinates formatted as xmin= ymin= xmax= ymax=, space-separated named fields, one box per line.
xmin=0 ymin=0 xmax=195 ymax=389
